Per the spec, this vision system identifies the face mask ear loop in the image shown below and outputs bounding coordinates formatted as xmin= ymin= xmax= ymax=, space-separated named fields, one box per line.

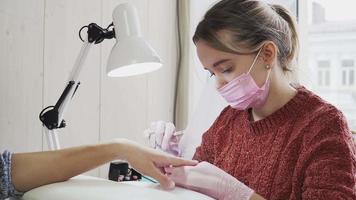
xmin=247 ymin=48 xmax=263 ymax=74
xmin=264 ymin=67 xmax=272 ymax=85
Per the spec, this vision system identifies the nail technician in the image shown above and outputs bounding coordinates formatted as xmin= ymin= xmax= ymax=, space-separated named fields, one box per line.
xmin=146 ymin=0 xmax=356 ymax=199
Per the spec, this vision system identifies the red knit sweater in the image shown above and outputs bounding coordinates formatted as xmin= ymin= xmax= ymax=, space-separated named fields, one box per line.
xmin=193 ymin=86 xmax=356 ymax=200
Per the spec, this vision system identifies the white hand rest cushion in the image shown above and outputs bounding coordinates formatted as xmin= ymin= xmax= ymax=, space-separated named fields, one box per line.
xmin=21 ymin=175 xmax=214 ymax=200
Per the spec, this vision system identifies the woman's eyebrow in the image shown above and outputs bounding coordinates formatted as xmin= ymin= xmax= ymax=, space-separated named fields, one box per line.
xmin=213 ymin=59 xmax=231 ymax=67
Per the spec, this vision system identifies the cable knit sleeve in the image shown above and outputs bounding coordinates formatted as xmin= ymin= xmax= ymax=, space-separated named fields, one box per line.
xmin=193 ymin=106 xmax=231 ymax=163
xmin=0 ymin=151 xmax=24 ymax=200
xmin=193 ymin=128 xmax=215 ymax=163
xmin=301 ymin=111 xmax=356 ymax=200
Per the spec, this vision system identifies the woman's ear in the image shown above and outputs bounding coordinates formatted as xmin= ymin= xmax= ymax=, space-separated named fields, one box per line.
xmin=261 ymin=41 xmax=277 ymax=68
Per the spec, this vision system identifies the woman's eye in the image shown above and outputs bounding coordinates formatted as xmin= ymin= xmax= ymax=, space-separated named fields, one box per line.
xmin=209 ymin=72 xmax=215 ymax=77
xmin=222 ymin=67 xmax=232 ymax=73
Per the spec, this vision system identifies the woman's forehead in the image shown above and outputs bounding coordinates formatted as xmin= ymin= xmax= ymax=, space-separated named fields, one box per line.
xmin=196 ymin=41 xmax=237 ymax=67
xmin=197 ymin=41 xmax=230 ymax=60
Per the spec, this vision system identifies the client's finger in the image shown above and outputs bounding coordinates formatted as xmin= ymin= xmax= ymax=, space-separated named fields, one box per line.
xmin=166 ymin=156 xmax=199 ymax=167
xmin=148 ymin=163 xmax=175 ymax=190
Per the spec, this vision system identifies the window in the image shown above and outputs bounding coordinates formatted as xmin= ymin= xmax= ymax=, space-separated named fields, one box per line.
xmin=317 ymin=60 xmax=331 ymax=87
xmin=342 ymin=59 xmax=355 ymax=86
xmin=300 ymin=0 xmax=356 ymax=130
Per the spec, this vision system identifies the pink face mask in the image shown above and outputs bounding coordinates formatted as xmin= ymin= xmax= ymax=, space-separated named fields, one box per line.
xmin=217 ymin=48 xmax=271 ymax=110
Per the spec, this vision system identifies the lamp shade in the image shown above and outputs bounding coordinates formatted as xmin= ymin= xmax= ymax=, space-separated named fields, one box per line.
xmin=107 ymin=3 xmax=162 ymax=77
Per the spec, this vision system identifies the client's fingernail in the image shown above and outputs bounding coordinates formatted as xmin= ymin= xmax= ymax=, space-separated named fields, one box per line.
xmin=191 ymin=160 xmax=199 ymax=164
xmin=167 ymin=181 xmax=175 ymax=190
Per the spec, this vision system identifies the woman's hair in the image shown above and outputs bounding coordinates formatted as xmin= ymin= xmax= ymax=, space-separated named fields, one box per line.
xmin=193 ymin=0 xmax=299 ymax=71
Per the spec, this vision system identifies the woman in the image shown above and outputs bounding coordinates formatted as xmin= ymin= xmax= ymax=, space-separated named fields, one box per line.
xmin=146 ymin=0 xmax=356 ymax=199
xmin=0 ymin=138 xmax=198 ymax=199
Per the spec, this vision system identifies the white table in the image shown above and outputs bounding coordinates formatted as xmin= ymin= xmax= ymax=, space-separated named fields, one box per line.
xmin=20 ymin=175 xmax=214 ymax=200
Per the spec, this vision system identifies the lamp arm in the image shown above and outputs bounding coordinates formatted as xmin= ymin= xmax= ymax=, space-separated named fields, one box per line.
xmin=57 ymin=40 xmax=92 ymax=128
xmin=39 ymin=40 xmax=92 ymax=150
xmin=39 ymin=23 xmax=115 ymax=150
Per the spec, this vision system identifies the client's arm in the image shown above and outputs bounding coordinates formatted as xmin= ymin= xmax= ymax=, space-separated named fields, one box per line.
xmin=6 ymin=139 xmax=196 ymax=196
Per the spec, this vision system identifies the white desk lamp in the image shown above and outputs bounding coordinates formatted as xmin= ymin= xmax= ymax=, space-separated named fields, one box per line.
xmin=39 ymin=3 xmax=162 ymax=150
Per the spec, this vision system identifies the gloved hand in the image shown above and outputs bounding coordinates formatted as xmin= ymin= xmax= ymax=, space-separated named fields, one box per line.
xmin=165 ymin=161 xmax=254 ymax=200
xmin=143 ymin=121 xmax=183 ymax=156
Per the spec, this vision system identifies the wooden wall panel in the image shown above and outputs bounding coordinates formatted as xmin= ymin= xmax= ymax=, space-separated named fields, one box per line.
xmin=146 ymin=0 xmax=177 ymax=125
xmin=0 ymin=0 xmax=44 ymax=153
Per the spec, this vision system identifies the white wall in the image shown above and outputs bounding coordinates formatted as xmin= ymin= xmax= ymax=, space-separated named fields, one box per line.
xmin=0 ymin=0 xmax=178 ymax=178
xmin=186 ymin=0 xmax=216 ymax=127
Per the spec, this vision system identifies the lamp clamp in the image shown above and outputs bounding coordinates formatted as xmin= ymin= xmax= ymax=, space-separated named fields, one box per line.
xmin=79 ymin=22 xmax=115 ymax=44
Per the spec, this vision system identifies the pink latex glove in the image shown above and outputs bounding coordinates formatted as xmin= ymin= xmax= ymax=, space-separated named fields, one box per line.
xmin=143 ymin=121 xmax=183 ymax=156
xmin=165 ymin=161 xmax=254 ymax=200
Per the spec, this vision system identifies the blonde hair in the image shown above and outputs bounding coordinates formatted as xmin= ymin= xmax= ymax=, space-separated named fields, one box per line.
xmin=193 ymin=0 xmax=299 ymax=71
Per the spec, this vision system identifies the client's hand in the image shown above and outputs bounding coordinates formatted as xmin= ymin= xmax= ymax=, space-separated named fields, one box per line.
xmin=143 ymin=121 xmax=183 ymax=156
xmin=115 ymin=139 xmax=197 ymax=190
xmin=165 ymin=161 xmax=254 ymax=200
xmin=10 ymin=139 xmax=198 ymax=194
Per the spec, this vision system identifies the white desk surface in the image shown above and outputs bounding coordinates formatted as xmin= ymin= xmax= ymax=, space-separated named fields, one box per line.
xmin=21 ymin=175 xmax=214 ymax=200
